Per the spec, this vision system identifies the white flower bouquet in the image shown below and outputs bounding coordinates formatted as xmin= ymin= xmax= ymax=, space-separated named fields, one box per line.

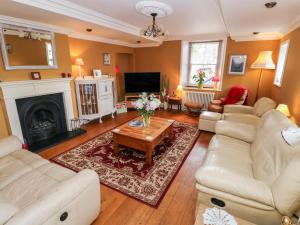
xmin=132 ymin=92 xmax=161 ymax=127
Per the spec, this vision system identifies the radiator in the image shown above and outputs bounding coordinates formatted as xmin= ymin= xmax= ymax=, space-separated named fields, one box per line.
xmin=183 ymin=91 xmax=215 ymax=109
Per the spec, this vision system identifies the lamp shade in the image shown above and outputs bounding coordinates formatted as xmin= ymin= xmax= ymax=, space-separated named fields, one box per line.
xmin=74 ymin=58 xmax=84 ymax=66
xmin=212 ymin=75 xmax=220 ymax=82
xmin=251 ymin=51 xmax=275 ymax=69
xmin=177 ymin=84 xmax=183 ymax=91
xmin=276 ymin=104 xmax=291 ymax=117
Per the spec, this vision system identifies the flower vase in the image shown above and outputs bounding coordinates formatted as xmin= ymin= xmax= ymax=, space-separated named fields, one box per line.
xmin=198 ymin=83 xmax=204 ymax=89
xmin=163 ymin=101 xmax=168 ymax=110
xmin=143 ymin=115 xmax=151 ymax=128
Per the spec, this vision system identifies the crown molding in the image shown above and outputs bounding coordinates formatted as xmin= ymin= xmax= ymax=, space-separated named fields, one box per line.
xmin=0 ymin=14 xmax=161 ymax=48
xmin=282 ymin=14 xmax=300 ymax=35
xmin=0 ymin=15 xmax=72 ymax=34
xmin=231 ymin=33 xmax=283 ymax=42
xmin=12 ymin=0 xmax=141 ymax=36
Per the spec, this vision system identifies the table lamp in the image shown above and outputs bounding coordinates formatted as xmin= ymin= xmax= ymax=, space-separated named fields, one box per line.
xmin=276 ymin=104 xmax=291 ymax=117
xmin=176 ymin=84 xmax=183 ymax=97
xmin=212 ymin=75 xmax=220 ymax=90
xmin=75 ymin=57 xmax=84 ymax=78
xmin=251 ymin=51 xmax=276 ymax=101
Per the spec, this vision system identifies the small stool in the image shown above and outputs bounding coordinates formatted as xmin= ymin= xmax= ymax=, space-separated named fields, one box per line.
xmin=210 ymin=99 xmax=223 ymax=106
xmin=199 ymin=111 xmax=222 ymax=132
xmin=168 ymin=97 xmax=182 ymax=111
xmin=208 ymin=104 xmax=223 ymax=113
xmin=184 ymin=101 xmax=203 ymax=116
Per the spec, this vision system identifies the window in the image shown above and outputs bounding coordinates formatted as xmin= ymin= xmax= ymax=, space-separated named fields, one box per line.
xmin=187 ymin=41 xmax=222 ymax=87
xmin=274 ymin=40 xmax=289 ymax=87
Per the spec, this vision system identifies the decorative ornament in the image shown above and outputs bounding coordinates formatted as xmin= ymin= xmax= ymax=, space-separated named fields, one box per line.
xmin=203 ymin=208 xmax=237 ymax=225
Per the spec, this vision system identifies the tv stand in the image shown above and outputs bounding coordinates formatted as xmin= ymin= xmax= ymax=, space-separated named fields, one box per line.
xmin=125 ymin=94 xmax=161 ymax=109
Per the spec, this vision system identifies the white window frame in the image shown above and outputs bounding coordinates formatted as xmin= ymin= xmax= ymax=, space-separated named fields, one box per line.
xmin=274 ymin=40 xmax=290 ymax=87
xmin=186 ymin=41 xmax=223 ymax=88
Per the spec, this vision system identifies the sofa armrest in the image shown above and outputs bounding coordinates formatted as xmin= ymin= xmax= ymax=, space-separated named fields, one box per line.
xmin=215 ymin=121 xmax=256 ymax=143
xmin=0 ymin=136 xmax=22 ymax=158
xmin=222 ymin=113 xmax=260 ymax=126
xmin=195 ymin=167 xmax=274 ymax=207
xmin=223 ymin=105 xmax=254 ymax=114
xmin=7 ymin=169 xmax=100 ymax=225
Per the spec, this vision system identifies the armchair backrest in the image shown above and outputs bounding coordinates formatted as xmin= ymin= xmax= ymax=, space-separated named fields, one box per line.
xmin=253 ymin=97 xmax=276 ymax=117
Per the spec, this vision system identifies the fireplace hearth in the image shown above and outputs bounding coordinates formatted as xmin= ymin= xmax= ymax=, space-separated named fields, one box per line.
xmin=16 ymin=93 xmax=85 ymax=152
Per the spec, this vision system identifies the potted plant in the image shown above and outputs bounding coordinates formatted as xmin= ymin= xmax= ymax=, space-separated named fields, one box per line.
xmin=133 ymin=92 xmax=161 ymax=127
xmin=193 ymin=69 xmax=206 ymax=89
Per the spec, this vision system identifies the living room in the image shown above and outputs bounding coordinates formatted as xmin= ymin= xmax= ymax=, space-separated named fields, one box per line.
xmin=0 ymin=0 xmax=299 ymax=225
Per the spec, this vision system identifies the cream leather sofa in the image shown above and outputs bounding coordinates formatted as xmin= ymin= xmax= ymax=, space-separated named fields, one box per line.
xmin=222 ymin=97 xmax=277 ymax=125
xmin=195 ymin=110 xmax=300 ymax=225
xmin=0 ymin=136 xmax=100 ymax=225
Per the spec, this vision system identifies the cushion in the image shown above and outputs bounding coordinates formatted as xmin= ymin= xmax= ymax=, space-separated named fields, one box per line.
xmin=200 ymin=111 xmax=222 ymax=121
xmin=215 ymin=120 xmax=256 ymax=143
xmin=0 ymin=194 xmax=19 ymax=224
xmin=272 ymin=157 xmax=300 ymax=216
xmin=253 ymin=97 xmax=276 ymax=117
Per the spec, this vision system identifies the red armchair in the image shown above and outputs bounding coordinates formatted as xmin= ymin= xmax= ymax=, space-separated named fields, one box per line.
xmin=209 ymin=86 xmax=249 ymax=113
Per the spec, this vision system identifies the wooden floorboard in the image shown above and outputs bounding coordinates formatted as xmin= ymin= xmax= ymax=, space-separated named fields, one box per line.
xmin=39 ymin=110 xmax=213 ymax=225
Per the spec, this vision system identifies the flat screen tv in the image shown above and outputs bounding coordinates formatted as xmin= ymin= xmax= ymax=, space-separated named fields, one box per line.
xmin=124 ymin=72 xmax=160 ymax=93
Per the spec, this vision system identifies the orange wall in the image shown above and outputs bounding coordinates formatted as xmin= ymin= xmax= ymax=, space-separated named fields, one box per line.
xmin=68 ymin=38 xmax=134 ymax=78
xmin=271 ymin=27 xmax=300 ymax=125
xmin=134 ymin=41 xmax=182 ymax=93
xmin=0 ymin=33 xmax=72 ymax=138
xmin=222 ymin=38 xmax=279 ymax=105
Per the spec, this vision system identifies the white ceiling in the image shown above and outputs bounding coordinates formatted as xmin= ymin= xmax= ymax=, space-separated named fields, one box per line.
xmin=0 ymin=0 xmax=299 ymax=46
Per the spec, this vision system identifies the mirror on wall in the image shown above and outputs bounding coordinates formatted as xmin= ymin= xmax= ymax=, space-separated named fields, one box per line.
xmin=0 ymin=24 xmax=57 ymax=70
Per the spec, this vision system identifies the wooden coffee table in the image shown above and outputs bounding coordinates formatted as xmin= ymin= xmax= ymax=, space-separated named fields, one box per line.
xmin=112 ymin=117 xmax=174 ymax=165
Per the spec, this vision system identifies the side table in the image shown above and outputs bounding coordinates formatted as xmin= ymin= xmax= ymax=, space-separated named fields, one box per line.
xmin=168 ymin=96 xmax=182 ymax=111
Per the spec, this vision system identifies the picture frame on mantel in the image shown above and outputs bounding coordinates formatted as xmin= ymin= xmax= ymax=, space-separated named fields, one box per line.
xmin=103 ymin=53 xmax=111 ymax=65
xmin=228 ymin=55 xmax=247 ymax=75
xmin=31 ymin=72 xmax=41 ymax=80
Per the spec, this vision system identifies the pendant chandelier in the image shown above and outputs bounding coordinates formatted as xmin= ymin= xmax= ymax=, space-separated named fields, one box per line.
xmin=142 ymin=12 xmax=165 ymax=38
xmin=136 ymin=1 xmax=172 ymax=40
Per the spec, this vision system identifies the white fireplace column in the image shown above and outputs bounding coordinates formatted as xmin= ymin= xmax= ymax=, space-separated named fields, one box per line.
xmin=0 ymin=78 xmax=75 ymax=142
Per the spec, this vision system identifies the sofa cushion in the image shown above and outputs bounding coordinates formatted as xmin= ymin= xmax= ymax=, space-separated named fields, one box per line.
xmin=272 ymin=157 xmax=300 ymax=216
xmin=253 ymin=97 xmax=276 ymax=117
xmin=215 ymin=121 xmax=256 ymax=143
xmin=251 ymin=110 xmax=298 ymax=185
xmin=0 ymin=136 xmax=22 ymax=158
xmin=0 ymin=150 xmax=75 ymax=209
xmin=200 ymin=111 xmax=222 ymax=121
xmin=0 ymin=194 xmax=19 ymax=224
xmin=207 ymin=135 xmax=252 ymax=176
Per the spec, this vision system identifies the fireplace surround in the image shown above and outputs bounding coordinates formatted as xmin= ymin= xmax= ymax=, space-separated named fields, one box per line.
xmin=16 ymin=93 xmax=67 ymax=149
xmin=0 ymin=78 xmax=85 ymax=152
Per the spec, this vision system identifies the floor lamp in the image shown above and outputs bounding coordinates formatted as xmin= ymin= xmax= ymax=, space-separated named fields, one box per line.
xmin=251 ymin=51 xmax=276 ymax=101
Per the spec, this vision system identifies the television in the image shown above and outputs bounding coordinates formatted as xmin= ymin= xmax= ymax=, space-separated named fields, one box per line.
xmin=124 ymin=72 xmax=160 ymax=93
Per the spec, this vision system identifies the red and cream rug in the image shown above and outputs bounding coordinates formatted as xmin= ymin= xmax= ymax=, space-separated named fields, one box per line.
xmin=52 ymin=120 xmax=199 ymax=207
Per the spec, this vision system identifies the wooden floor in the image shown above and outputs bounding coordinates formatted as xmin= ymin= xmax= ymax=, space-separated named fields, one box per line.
xmin=40 ymin=110 xmax=213 ymax=225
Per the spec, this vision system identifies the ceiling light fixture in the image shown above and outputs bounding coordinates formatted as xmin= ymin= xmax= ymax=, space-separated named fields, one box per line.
xmin=265 ymin=2 xmax=277 ymax=8
xmin=136 ymin=1 xmax=172 ymax=40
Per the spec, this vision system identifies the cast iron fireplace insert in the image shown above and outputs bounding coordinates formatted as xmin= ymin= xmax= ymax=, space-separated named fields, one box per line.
xmin=16 ymin=93 xmax=85 ymax=152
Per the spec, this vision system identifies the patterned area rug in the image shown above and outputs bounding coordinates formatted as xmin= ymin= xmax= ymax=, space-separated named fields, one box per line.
xmin=52 ymin=121 xmax=199 ymax=207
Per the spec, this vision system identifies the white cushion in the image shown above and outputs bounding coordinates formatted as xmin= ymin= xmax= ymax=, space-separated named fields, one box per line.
xmin=215 ymin=120 xmax=256 ymax=143
xmin=0 ymin=194 xmax=19 ymax=224
xmin=200 ymin=111 xmax=222 ymax=121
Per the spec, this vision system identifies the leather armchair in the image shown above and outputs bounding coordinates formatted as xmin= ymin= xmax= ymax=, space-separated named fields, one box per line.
xmin=195 ymin=110 xmax=300 ymax=225
xmin=222 ymin=97 xmax=277 ymax=125
xmin=0 ymin=136 xmax=100 ymax=225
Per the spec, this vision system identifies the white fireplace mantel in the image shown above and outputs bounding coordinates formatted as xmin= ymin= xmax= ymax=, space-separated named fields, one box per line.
xmin=0 ymin=78 xmax=74 ymax=142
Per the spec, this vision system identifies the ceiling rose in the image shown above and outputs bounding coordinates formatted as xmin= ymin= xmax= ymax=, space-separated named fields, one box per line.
xmin=135 ymin=1 xmax=173 ymax=18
